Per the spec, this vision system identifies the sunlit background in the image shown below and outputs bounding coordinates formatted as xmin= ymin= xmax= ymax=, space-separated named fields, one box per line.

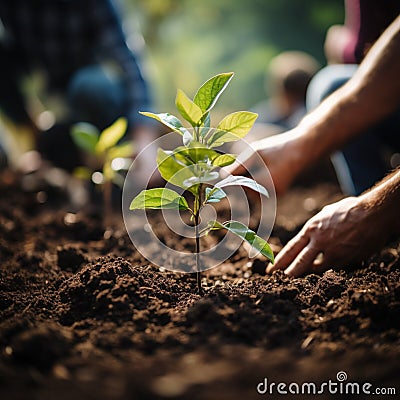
xmin=122 ymin=0 xmax=344 ymax=113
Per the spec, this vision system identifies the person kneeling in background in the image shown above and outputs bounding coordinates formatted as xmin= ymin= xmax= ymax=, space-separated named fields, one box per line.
xmin=0 ymin=0 xmax=157 ymax=173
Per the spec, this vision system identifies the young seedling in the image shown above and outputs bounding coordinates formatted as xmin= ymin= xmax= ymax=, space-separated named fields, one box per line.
xmin=130 ymin=72 xmax=274 ymax=294
xmin=71 ymin=118 xmax=133 ymax=227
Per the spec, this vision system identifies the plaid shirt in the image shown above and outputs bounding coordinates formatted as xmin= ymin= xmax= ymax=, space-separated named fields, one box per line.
xmin=0 ymin=0 xmax=151 ymax=126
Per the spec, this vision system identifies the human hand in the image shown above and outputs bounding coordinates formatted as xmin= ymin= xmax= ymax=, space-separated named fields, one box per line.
xmin=224 ymin=130 xmax=304 ymax=195
xmin=266 ymin=195 xmax=390 ymax=277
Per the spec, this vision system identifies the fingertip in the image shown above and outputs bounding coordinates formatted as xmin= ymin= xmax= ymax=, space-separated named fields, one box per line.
xmin=266 ymin=260 xmax=284 ymax=274
xmin=283 ymin=266 xmax=297 ymax=277
xmin=267 ymin=250 xmax=288 ymax=274
xmin=266 ymin=262 xmax=274 ymax=274
xmin=284 ymin=261 xmax=305 ymax=277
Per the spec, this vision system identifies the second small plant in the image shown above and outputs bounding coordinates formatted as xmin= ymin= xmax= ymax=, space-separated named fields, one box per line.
xmin=71 ymin=118 xmax=132 ymax=227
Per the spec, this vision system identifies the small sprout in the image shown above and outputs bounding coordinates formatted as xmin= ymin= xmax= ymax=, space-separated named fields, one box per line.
xmin=71 ymin=118 xmax=133 ymax=227
xmin=204 ymin=187 xmax=226 ymax=203
xmin=130 ymin=72 xmax=274 ymax=294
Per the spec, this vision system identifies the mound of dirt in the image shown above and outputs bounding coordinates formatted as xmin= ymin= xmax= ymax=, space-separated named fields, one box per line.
xmin=0 ymin=173 xmax=399 ymax=399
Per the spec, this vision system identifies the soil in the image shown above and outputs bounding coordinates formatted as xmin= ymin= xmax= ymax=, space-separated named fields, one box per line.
xmin=0 ymin=169 xmax=399 ymax=400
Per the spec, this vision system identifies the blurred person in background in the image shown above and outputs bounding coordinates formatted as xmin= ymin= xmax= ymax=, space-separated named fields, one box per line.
xmin=254 ymin=51 xmax=319 ymax=131
xmin=227 ymin=15 xmax=400 ymax=277
xmin=235 ymin=51 xmax=319 ymax=155
xmin=0 ymin=0 xmax=157 ymax=173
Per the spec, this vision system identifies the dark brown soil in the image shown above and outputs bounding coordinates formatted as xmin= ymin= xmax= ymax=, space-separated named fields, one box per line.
xmin=0 ymin=170 xmax=399 ymax=400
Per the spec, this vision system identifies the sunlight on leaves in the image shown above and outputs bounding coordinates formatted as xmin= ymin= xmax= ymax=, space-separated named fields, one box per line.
xmin=205 ymin=187 xmax=227 ymax=203
xmin=208 ymin=220 xmax=274 ymax=262
xmin=176 ymin=89 xmax=203 ymax=127
xmin=139 ymin=112 xmax=189 ymax=136
xmin=208 ymin=111 xmax=258 ymax=147
xmin=70 ymin=122 xmax=99 ymax=154
xmin=108 ymin=141 xmax=134 ymax=159
xmin=215 ymin=175 xmax=269 ymax=197
xmin=130 ymin=188 xmax=189 ymax=210
xmin=212 ymin=153 xmax=236 ymax=167
xmin=96 ymin=117 xmax=127 ymax=154
xmin=194 ymin=72 xmax=234 ymax=113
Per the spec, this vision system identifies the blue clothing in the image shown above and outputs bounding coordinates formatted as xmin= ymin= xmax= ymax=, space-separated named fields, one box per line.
xmin=0 ymin=0 xmax=151 ymax=128
xmin=67 ymin=65 xmax=129 ymax=130
xmin=307 ymin=64 xmax=400 ymax=195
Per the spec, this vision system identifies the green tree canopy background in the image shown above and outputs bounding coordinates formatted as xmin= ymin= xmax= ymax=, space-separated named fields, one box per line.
xmin=125 ymin=0 xmax=344 ymax=114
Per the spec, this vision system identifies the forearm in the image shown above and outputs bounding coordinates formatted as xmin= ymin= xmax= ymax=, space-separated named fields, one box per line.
xmin=358 ymin=168 xmax=400 ymax=237
xmin=294 ymin=15 xmax=400 ymax=171
xmin=228 ymin=16 xmax=400 ymax=195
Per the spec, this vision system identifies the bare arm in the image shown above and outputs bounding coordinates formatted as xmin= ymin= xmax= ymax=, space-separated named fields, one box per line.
xmin=294 ymin=14 xmax=400 ymax=171
xmin=227 ymin=16 xmax=400 ymax=194
xmin=268 ymin=168 xmax=400 ymax=276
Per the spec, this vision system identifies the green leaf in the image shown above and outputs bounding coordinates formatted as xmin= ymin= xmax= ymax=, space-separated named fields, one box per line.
xmin=96 ymin=117 xmax=127 ymax=154
xmin=212 ymin=153 xmax=236 ymax=167
xmin=176 ymin=89 xmax=203 ymax=127
xmin=139 ymin=112 xmax=189 ymax=136
xmin=157 ymin=148 xmax=196 ymax=191
xmin=157 ymin=148 xmax=186 ymax=179
xmin=107 ymin=141 xmax=134 ymax=159
xmin=217 ymin=111 xmax=258 ymax=134
xmin=208 ymin=111 xmax=258 ymax=147
xmin=200 ymin=112 xmax=211 ymax=138
xmin=73 ymin=166 xmax=92 ymax=180
xmin=182 ymin=130 xmax=194 ymax=146
xmin=70 ymin=122 xmax=99 ymax=154
xmin=157 ymin=147 xmax=218 ymax=192
xmin=215 ymin=175 xmax=269 ymax=197
xmin=193 ymin=72 xmax=234 ymax=113
xmin=103 ymin=161 xmax=115 ymax=181
xmin=173 ymin=144 xmax=220 ymax=165
xmin=209 ymin=220 xmax=274 ymax=262
xmin=130 ymin=188 xmax=189 ymax=210
xmin=205 ymin=187 xmax=226 ymax=203
xmin=183 ymin=171 xmax=219 ymax=188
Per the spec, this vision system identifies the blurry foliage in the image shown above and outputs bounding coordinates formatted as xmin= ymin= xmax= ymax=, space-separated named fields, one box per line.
xmin=124 ymin=0 xmax=344 ymax=113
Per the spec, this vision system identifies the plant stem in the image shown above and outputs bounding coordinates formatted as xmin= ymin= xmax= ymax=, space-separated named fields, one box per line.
xmin=103 ymin=180 xmax=112 ymax=229
xmin=194 ymin=183 xmax=203 ymax=295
